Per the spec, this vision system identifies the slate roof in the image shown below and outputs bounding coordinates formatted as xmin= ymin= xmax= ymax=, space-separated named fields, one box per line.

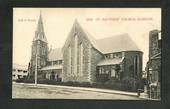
xmin=48 ymin=21 xmax=141 ymax=61
xmin=76 ymin=21 xmax=102 ymax=52
xmin=96 ymin=33 xmax=141 ymax=54
xmin=97 ymin=57 xmax=124 ymax=66
xmin=41 ymin=65 xmax=62 ymax=71
xmin=62 ymin=20 xmax=102 ymax=53
xmin=76 ymin=20 xmax=140 ymax=54
xmin=48 ymin=48 xmax=62 ymax=61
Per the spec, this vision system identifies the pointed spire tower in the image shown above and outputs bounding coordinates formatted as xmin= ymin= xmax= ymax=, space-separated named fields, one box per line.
xmin=33 ymin=11 xmax=48 ymax=43
xmin=29 ymin=11 xmax=48 ymax=77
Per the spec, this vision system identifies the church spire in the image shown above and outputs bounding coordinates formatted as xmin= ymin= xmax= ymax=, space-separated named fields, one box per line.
xmin=33 ymin=11 xmax=48 ymax=43
xmin=37 ymin=10 xmax=43 ymax=32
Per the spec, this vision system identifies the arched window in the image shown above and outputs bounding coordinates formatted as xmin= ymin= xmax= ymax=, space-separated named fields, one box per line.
xmin=68 ymin=45 xmax=72 ymax=75
xmin=134 ymin=55 xmax=138 ymax=76
xmin=79 ymin=43 xmax=83 ymax=76
xmin=74 ymin=35 xmax=78 ymax=76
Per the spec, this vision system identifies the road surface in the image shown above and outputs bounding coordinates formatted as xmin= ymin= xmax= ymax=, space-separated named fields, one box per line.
xmin=12 ymin=83 xmax=141 ymax=100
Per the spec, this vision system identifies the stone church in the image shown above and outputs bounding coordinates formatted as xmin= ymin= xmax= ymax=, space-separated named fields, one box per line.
xmin=28 ymin=13 xmax=143 ymax=87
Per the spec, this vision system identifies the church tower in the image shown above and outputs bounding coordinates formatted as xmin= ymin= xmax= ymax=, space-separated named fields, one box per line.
xmin=29 ymin=12 xmax=48 ymax=78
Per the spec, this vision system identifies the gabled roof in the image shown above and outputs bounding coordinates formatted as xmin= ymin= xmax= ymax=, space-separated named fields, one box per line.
xmin=54 ymin=20 xmax=141 ymax=61
xmin=62 ymin=20 xmax=102 ymax=53
xmin=96 ymin=33 xmax=141 ymax=54
xmin=48 ymin=48 xmax=62 ymax=61
xmin=77 ymin=21 xmax=102 ymax=52
xmin=41 ymin=65 xmax=62 ymax=71
xmin=97 ymin=57 xmax=124 ymax=66
xmin=63 ymin=20 xmax=140 ymax=54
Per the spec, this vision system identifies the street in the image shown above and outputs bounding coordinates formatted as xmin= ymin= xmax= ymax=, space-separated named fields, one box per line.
xmin=12 ymin=83 xmax=141 ymax=100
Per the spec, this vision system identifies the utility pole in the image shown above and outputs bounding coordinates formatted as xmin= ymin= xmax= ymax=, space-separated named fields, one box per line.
xmin=35 ymin=53 xmax=38 ymax=85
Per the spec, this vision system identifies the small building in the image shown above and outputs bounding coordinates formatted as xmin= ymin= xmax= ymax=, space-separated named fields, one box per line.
xmin=12 ymin=64 xmax=28 ymax=81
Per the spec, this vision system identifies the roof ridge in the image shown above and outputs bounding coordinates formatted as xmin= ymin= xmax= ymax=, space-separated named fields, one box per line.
xmin=95 ymin=33 xmax=141 ymax=53
xmin=48 ymin=47 xmax=63 ymax=61
xmin=76 ymin=21 xmax=102 ymax=53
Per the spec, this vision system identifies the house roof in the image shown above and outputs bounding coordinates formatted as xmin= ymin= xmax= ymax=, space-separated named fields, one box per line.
xmin=97 ymin=57 xmax=124 ymax=66
xmin=48 ymin=48 xmax=63 ymax=61
xmin=41 ymin=65 xmax=62 ymax=71
xmin=96 ymin=33 xmax=141 ymax=54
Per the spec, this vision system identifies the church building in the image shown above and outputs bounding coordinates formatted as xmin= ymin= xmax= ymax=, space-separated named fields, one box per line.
xmin=28 ymin=13 xmax=63 ymax=81
xmin=28 ymin=13 xmax=143 ymax=90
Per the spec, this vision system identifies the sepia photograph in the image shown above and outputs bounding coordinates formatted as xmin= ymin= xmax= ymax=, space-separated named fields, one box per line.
xmin=12 ymin=8 xmax=161 ymax=100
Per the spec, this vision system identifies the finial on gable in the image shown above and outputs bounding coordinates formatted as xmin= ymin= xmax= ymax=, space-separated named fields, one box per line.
xmin=73 ymin=18 xmax=79 ymax=32
xmin=74 ymin=18 xmax=80 ymax=26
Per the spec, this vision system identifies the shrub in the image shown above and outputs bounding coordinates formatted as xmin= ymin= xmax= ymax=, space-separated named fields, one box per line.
xmin=23 ymin=78 xmax=34 ymax=83
xmin=16 ymin=78 xmax=24 ymax=83
xmin=21 ymin=76 xmax=137 ymax=92
xmin=121 ymin=77 xmax=137 ymax=92
xmin=104 ymin=81 xmax=122 ymax=90
xmin=64 ymin=81 xmax=74 ymax=86
xmin=38 ymin=79 xmax=60 ymax=85
xmin=96 ymin=74 xmax=109 ymax=82
xmin=79 ymin=82 xmax=91 ymax=87
xmin=92 ymin=82 xmax=104 ymax=88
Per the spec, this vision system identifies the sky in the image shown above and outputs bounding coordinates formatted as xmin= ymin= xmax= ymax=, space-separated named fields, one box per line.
xmin=13 ymin=8 xmax=161 ymax=70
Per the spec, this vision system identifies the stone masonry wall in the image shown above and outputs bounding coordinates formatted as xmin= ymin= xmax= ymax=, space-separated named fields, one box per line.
xmin=90 ymin=47 xmax=104 ymax=82
xmin=123 ymin=51 xmax=143 ymax=80
xmin=149 ymin=30 xmax=160 ymax=58
xmin=62 ymin=27 xmax=96 ymax=82
xmin=30 ymin=40 xmax=48 ymax=77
